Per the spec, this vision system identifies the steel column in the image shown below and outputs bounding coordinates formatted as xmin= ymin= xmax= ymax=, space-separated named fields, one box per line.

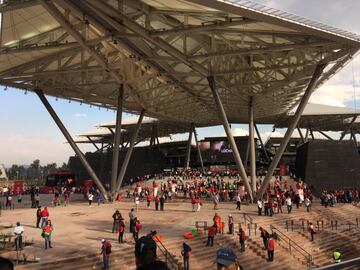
xmin=297 ymin=127 xmax=305 ymax=143
xmin=305 ymin=128 xmax=309 ymax=142
xmin=184 ymin=125 xmax=193 ymax=169
xmin=244 ymin=136 xmax=250 ymax=168
xmin=111 ymin=86 xmax=124 ymax=199
xmin=257 ymin=64 xmax=326 ymax=200
xmin=311 ymin=126 xmax=334 ymax=141
xmin=86 ymin=136 xmax=100 ymax=151
xmin=35 ymin=90 xmax=109 ymax=201
xmin=249 ymin=98 xmax=257 ymax=196
xmin=309 ymin=128 xmax=315 ymax=140
xmin=208 ymin=76 xmax=253 ymax=201
xmin=340 ymin=116 xmax=358 ymax=140
xmin=255 ymin=124 xmax=270 ymax=162
xmin=351 ymin=130 xmax=358 ymax=146
xmin=115 ymin=110 xmax=145 ymax=192
xmin=193 ymin=124 xmax=205 ymax=174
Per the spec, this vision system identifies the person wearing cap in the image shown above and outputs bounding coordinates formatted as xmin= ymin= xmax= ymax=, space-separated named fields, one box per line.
xmin=13 ymin=222 xmax=24 ymax=251
xmin=135 ymin=236 xmax=169 ymax=270
xmin=333 ymin=248 xmax=341 ymax=263
xmin=100 ymin=239 xmax=112 ymax=270
xmin=181 ymin=242 xmax=192 ymax=270
xmin=216 ymin=247 xmax=243 ymax=270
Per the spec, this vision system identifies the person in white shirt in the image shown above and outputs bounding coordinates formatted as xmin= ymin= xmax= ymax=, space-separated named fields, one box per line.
xmin=236 ymin=195 xmax=241 ymax=210
xmin=88 ymin=193 xmax=94 ymax=207
xmin=286 ymin=197 xmax=292 ymax=213
xmin=134 ymin=196 xmax=140 ymax=210
xmin=257 ymin=199 xmax=263 ymax=216
xmin=14 ymin=222 xmax=24 ymax=250
xmin=304 ymin=197 xmax=311 ymax=212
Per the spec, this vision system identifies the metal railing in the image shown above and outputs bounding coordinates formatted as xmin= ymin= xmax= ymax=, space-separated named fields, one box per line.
xmin=309 ymin=257 xmax=360 ymax=270
xmin=270 ymin=224 xmax=312 ymax=268
xmin=153 ymin=235 xmax=181 ymax=270
xmin=243 ymin=213 xmax=257 ymax=236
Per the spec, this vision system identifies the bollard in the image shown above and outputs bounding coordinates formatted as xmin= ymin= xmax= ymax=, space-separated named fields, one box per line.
xmin=247 ymin=223 xmax=251 ymax=237
xmin=321 ymin=220 xmax=324 ymax=231
xmin=356 ymin=218 xmax=359 ymax=228
xmin=335 ymin=220 xmax=338 ymax=231
xmin=291 ymin=220 xmax=294 ymax=231
xmin=243 ymin=213 xmax=246 ymax=226
xmin=317 ymin=220 xmax=320 ymax=231
xmin=302 ymin=220 xmax=305 ymax=232
xmin=254 ymin=223 xmax=257 ymax=236
xmin=286 ymin=220 xmax=289 ymax=231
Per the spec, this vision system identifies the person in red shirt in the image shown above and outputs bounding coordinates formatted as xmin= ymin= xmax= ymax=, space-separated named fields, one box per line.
xmin=40 ymin=207 xmax=49 ymax=229
xmin=267 ymin=235 xmax=275 ymax=262
xmin=206 ymin=225 xmax=216 ymax=247
xmin=155 ymin=195 xmax=160 ymax=211
xmin=118 ymin=220 xmax=125 ymax=243
xmin=101 ymin=239 xmax=111 ymax=270
xmin=146 ymin=194 xmax=152 ymax=208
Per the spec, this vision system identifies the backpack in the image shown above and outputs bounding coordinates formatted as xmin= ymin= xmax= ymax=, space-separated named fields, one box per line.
xmin=105 ymin=243 xmax=112 ymax=254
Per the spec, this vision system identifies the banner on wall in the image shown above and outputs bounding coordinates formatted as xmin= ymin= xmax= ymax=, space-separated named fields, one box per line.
xmin=13 ymin=180 xmax=24 ymax=196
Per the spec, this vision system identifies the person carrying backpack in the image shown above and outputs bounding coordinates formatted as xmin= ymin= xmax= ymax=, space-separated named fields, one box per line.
xmin=101 ymin=239 xmax=112 ymax=270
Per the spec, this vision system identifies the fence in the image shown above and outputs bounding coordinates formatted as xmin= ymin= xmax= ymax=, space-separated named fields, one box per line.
xmin=154 ymin=235 xmax=182 ymax=270
xmin=270 ymin=224 xmax=313 ymax=268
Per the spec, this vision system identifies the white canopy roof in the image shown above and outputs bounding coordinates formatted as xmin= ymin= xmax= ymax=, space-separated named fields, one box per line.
xmin=1 ymin=0 xmax=360 ymax=125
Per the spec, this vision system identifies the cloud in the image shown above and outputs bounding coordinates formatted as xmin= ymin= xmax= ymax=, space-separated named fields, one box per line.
xmin=74 ymin=113 xmax=87 ymax=118
xmin=310 ymin=84 xmax=359 ymax=107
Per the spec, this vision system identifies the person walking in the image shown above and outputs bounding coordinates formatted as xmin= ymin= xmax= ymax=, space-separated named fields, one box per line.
xmin=40 ymin=207 xmax=49 ymax=229
xmin=135 ymin=195 xmax=140 ymax=210
xmin=155 ymin=195 xmax=160 ymax=211
xmin=42 ymin=220 xmax=53 ymax=249
xmin=238 ymin=227 xmax=246 ymax=252
xmin=36 ymin=206 xmax=42 ymax=228
xmin=182 ymin=242 xmax=192 ymax=270
xmin=133 ymin=218 xmax=142 ymax=241
xmin=228 ymin=214 xmax=234 ymax=235
xmin=333 ymin=248 xmax=342 ymax=263
xmin=257 ymin=199 xmax=263 ymax=216
xmin=308 ymin=222 xmax=316 ymax=241
xmin=112 ymin=210 xmax=123 ymax=233
xmin=304 ymin=197 xmax=311 ymax=212
xmin=213 ymin=193 xmax=219 ymax=210
xmin=206 ymin=224 xmax=216 ymax=247
xmin=267 ymin=235 xmax=275 ymax=262
xmin=146 ymin=194 xmax=152 ymax=208
xmin=286 ymin=197 xmax=292 ymax=214
xmin=118 ymin=220 xmax=125 ymax=243
xmin=101 ymin=239 xmax=112 ymax=270
xmin=160 ymin=195 xmax=165 ymax=211
xmin=13 ymin=222 xmax=24 ymax=251
xmin=236 ymin=194 xmax=241 ymax=210
xmin=259 ymin=227 xmax=269 ymax=250
xmin=88 ymin=192 xmax=94 ymax=207
xmin=129 ymin=208 xmax=136 ymax=233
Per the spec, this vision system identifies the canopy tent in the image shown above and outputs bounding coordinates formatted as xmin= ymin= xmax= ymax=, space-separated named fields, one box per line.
xmin=2 ymin=0 xmax=360 ymax=200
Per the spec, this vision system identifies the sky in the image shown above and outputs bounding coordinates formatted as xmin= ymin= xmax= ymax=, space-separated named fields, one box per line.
xmin=1 ymin=0 xmax=360 ymax=167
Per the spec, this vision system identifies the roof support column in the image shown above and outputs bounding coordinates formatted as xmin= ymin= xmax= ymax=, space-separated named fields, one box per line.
xmin=193 ymin=124 xmax=205 ymax=174
xmin=309 ymin=128 xmax=315 ymax=140
xmin=255 ymin=124 xmax=270 ymax=163
xmin=311 ymin=126 xmax=334 ymax=141
xmin=257 ymin=64 xmax=326 ymax=200
xmin=86 ymin=136 xmax=100 ymax=151
xmin=184 ymin=124 xmax=193 ymax=169
xmin=208 ymin=76 xmax=253 ymax=202
xmin=249 ymin=98 xmax=257 ymax=197
xmin=305 ymin=128 xmax=309 ymax=142
xmin=35 ymin=90 xmax=109 ymax=201
xmin=340 ymin=116 xmax=358 ymax=140
xmin=110 ymin=85 xmax=124 ymax=200
xmin=297 ymin=126 xmax=305 ymax=144
xmin=115 ymin=109 xmax=145 ymax=193
xmin=244 ymin=137 xmax=250 ymax=168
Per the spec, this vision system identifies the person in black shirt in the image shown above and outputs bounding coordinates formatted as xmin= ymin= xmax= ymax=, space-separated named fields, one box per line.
xmin=135 ymin=236 xmax=169 ymax=270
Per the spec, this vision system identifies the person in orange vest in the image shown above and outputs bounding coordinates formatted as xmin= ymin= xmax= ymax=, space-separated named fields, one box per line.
xmin=206 ymin=224 xmax=216 ymax=247
xmin=267 ymin=235 xmax=275 ymax=262
xmin=213 ymin=213 xmax=223 ymax=234
xmin=42 ymin=219 xmax=54 ymax=249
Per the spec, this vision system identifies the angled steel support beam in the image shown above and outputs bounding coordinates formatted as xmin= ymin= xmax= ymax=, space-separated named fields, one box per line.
xmin=351 ymin=130 xmax=358 ymax=146
xmin=255 ymin=124 xmax=270 ymax=163
xmin=115 ymin=109 xmax=145 ymax=192
xmin=297 ymin=126 xmax=305 ymax=144
xmin=311 ymin=126 xmax=334 ymax=141
xmin=193 ymin=125 xmax=205 ymax=174
xmin=309 ymin=128 xmax=315 ymax=140
xmin=305 ymin=128 xmax=309 ymax=142
xmin=86 ymin=136 xmax=100 ymax=151
xmin=111 ymin=85 xmax=124 ymax=199
xmin=257 ymin=64 xmax=326 ymax=200
xmin=184 ymin=124 xmax=194 ymax=169
xmin=244 ymin=136 xmax=250 ymax=167
xmin=35 ymin=90 xmax=109 ymax=201
xmin=249 ymin=98 xmax=257 ymax=197
xmin=208 ymin=76 xmax=253 ymax=201
xmin=340 ymin=116 xmax=358 ymax=140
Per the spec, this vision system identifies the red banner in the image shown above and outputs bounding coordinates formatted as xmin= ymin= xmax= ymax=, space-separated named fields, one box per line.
xmin=279 ymin=164 xmax=288 ymax=176
xmin=13 ymin=180 xmax=24 ymax=196
xmin=83 ymin=180 xmax=93 ymax=193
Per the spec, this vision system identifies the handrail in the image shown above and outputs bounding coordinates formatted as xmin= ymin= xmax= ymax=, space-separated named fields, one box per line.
xmin=309 ymin=256 xmax=360 ymax=270
xmin=270 ymin=224 xmax=312 ymax=268
xmin=153 ymin=235 xmax=181 ymax=270
xmin=243 ymin=213 xmax=253 ymax=225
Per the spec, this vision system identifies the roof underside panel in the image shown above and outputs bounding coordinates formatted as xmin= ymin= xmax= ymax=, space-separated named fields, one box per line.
xmin=0 ymin=0 xmax=359 ymax=126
